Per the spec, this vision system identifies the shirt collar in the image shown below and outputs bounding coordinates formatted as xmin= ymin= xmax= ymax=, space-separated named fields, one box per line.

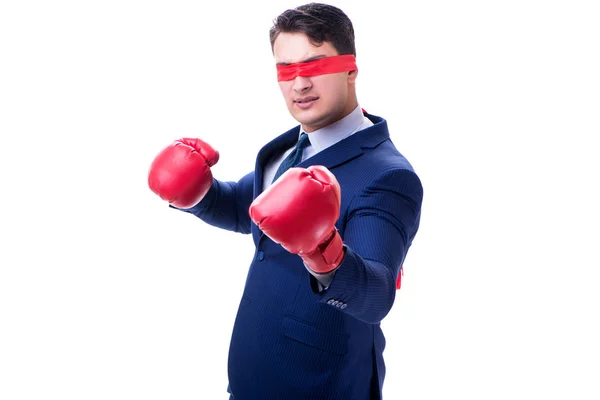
xmin=299 ymin=105 xmax=365 ymax=153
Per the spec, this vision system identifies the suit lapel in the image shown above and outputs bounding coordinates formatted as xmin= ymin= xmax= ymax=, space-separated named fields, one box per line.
xmin=252 ymin=126 xmax=300 ymax=244
xmin=254 ymin=127 xmax=299 ymax=197
xmin=297 ymin=114 xmax=389 ymax=170
xmin=297 ymin=134 xmax=363 ymax=170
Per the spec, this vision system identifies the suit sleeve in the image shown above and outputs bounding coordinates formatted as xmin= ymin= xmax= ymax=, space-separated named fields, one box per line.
xmin=313 ymin=168 xmax=423 ymax=324
xmin=170 ymin=171 xmax=255 ymax=234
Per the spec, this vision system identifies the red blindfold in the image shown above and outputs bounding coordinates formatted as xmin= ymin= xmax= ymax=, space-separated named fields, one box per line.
xmin=276 ymin=54 xmax=357 ymax=81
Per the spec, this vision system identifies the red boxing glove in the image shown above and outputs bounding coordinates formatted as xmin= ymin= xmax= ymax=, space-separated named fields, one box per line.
xmin=148 ymin=138 xmax=219 ymax=208
xmin=249 ymin=166 xmax=344 ymax=273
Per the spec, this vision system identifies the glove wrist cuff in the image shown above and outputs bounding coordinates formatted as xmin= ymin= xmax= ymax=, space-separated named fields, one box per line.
xmin=300 ymin=229 xmax=344 ymax=274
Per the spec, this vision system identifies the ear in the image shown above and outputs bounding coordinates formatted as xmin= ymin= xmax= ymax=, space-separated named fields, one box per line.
xmin=347 ymin=69 xmax=358 ymax=84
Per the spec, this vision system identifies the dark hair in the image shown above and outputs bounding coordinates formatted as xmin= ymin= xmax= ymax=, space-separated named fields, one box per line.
xmin=269 ymin=3 xmax=356 ymax=56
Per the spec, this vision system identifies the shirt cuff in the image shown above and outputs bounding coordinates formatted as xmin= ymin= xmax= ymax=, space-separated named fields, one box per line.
xmin=304 ymin=263 xmax=337 ymax=290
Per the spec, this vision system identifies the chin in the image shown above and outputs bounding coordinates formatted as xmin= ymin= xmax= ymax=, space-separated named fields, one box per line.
xmin=293 ymin=110 xmax=327 ymax=129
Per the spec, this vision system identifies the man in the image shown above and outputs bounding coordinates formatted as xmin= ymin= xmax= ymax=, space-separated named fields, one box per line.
xmin=148 ymin=3 xmax=423 ymax=399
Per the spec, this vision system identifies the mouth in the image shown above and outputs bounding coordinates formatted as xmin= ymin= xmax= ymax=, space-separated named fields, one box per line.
xmin=294 ymin=96 xmax=319 ymax=109
xmin=295 ymin=96 xmax=319 ymax=103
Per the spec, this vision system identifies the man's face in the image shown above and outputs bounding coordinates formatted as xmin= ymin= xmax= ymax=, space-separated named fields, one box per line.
xmin=273 ymin=32 xmax=356 ymax=132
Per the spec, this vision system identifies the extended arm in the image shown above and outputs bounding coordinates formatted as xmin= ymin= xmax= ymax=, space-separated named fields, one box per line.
xmin=172 ymin=172 xmax=255 ymax=234
xmin=316 ymin=168 xmax=422 ymax=323
xmin=249 ymin=166 xmax=422 ymax=324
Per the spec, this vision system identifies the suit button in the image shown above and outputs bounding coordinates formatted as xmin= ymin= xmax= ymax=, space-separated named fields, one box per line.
xmin=257 ymin=251 xmax=265 ymax=261
xmin=327 ymin=299 xmax=335 ymax=305
xmin=340 ymin=303 xmax=347 ymax=309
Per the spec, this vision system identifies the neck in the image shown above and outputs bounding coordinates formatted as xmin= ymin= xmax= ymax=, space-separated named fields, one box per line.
xmin=341 ymin=96 xmax=359 ymax=120
xmin=302 ymin=95 xmax=359 ymax=133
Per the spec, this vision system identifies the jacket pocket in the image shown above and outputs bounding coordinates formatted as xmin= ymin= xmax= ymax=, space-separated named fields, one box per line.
xmin=281 ymin=316 xmax=349 ymax=356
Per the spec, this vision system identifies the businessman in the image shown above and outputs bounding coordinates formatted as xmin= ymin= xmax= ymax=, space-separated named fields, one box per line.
xmin=148 ymin=3 xmax=423 ymax=399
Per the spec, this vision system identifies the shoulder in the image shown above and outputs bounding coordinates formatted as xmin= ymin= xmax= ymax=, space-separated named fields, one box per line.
xmin=353 ymin=113 xmax=419 ymax=174
xmin=338 ymin=114 xmax=423 ymax=196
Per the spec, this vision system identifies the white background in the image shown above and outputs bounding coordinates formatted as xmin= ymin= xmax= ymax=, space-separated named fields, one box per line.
xmin=1 ymin=0 xmax=599 ymax=399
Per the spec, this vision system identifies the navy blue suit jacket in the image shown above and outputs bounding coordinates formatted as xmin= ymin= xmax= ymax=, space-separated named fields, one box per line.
xmin=175 ymin=113 xmax=423 ymax=399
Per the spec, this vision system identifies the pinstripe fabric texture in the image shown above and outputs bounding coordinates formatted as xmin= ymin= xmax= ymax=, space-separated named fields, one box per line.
xmin=176 ymin=113 xmax=423 ymax=400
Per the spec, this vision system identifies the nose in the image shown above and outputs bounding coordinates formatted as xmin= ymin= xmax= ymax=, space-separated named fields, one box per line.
xmin=292 ymin=75 xmax=312 ymax=93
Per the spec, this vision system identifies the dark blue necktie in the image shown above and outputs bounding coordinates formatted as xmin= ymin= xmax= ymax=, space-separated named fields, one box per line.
xmin=272 ymin=133 xmax=310 ymax=183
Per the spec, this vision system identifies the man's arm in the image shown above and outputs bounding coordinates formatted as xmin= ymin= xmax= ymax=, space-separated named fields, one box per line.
xmin=172 ymin=171 xmax=255 ymax=234
xmin=314 ymin=168 xmax=423 ymax=324
xmin=248 ymin=166 xmax=422 ymax=323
